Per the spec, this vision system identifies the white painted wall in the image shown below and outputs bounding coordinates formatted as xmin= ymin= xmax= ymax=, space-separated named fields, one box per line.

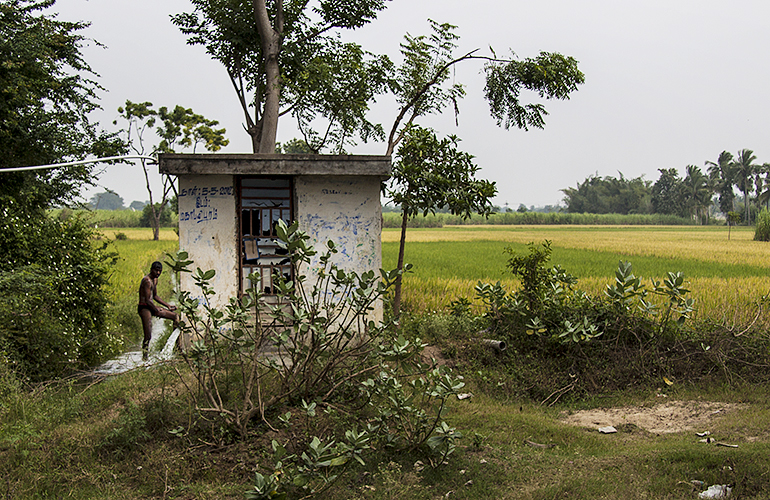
xmin=176 ymin=173 xmax=384 ymax=321
xmin=177 ymin=175 xmax=238 ymax=308
xmin=295 ymin=175 xmax=384 ymax=321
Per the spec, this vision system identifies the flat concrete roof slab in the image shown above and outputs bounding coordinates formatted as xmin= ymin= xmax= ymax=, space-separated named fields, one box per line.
xmin=159 ymin=153 xmax=391 ymax=178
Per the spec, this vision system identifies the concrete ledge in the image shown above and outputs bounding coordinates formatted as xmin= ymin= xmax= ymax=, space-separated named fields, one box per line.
xmin=159 ymin=153 xmax=391 ymax=178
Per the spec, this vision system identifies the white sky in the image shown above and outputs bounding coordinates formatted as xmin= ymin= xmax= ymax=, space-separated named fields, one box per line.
xmin=52 ymin=0 xmax=770 ymax=208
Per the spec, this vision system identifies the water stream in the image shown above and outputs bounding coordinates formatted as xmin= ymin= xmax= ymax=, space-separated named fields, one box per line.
xmin=94 ymin=272 xmax=182 ymax=376
xmin=93 ymin=318 xmax=180 ymax=376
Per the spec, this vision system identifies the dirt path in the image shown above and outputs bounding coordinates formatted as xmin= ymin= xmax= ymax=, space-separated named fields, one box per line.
xmin=560 ymin=400 xmax=746 ymax=434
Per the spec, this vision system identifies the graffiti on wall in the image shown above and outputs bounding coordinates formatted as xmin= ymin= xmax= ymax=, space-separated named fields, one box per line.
xmin=178 ymin=184 xmax=233 ymax=224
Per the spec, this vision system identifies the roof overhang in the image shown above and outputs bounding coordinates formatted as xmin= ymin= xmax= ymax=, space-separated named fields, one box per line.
xmin=159 ymin=153 xmax=391 ymax=178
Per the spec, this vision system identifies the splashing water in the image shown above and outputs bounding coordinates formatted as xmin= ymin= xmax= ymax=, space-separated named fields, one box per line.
xmin=94 ymin=271 xmax=184 ymax=375
xmin=93 ymin=319 xmax=180 ymax=375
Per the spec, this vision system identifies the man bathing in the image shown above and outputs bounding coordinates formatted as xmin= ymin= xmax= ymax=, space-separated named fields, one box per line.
xmin=138 ymin=261 xmax=178 ymax=357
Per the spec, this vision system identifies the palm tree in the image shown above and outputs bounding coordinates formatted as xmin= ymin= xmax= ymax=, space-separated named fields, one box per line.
xmin=756 ymin=163 xmax=770 ymax=209
xmin=732 ymin=149 xmax=759 ymax=224
xmin=682 ymin=165 xmax=712 ymax=224
xmin=706 ymin=151 xmax=735 ymax=215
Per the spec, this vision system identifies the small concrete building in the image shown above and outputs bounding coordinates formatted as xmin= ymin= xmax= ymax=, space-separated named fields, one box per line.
xmin=158 ymin=153 xmax=391 ymax=319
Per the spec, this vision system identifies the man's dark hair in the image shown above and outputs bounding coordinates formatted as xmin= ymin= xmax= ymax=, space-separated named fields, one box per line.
xmin=151 ymin=261 xmax=163 ymax=272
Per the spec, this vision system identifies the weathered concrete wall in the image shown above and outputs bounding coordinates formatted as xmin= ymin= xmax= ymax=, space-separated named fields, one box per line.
xmin=295 ymin=175 xmax=384 ymax=320
xmin=177 ymin=175 xmax=238 ymax=308
xmin=162 ymin=154 xmax=390 ymax=317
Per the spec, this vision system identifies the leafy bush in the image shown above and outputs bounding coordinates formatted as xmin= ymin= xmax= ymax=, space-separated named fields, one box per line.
xmin=0 ymin=210 xmax=121 ymax=381
xmin=476 ymin=241 xmax=695 ymax=346
xmin=462 ymin=241 xmax=770 ymax=401
xmin=754 ymin=208 xmax=770 ymax=241
xmin=169 ymin=220 xmax=467 ymax=497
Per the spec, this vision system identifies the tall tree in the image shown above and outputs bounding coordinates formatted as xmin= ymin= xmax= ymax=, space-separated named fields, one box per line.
xmin=732 ymin=149 xmax=759 ymax=225
xmin=89 ymin=190 xmax=124 ymax=210
xmin=651 ymin=168 xmax=685 ymax=216
xmin=561 ymin=172 xmax=651 ymax=214
xmin=172 ymin=0 xmax=388 ymax=153
xmin=387 ymin=126 xmax=497 ymax=314
xmin=0 ymin=0 xmax=122 ymax=209
xmin=173 ymin=7 xmax=584 ymax=156
xmin=706 ymin=150 xmax=735 ymax=215
xmin=755 ymin=163 xmax=770 ymax=210
xmin=115 ymin=100 xmax=229 ymax=240
xmin=753 ymin=162 xmax=768 ymax=210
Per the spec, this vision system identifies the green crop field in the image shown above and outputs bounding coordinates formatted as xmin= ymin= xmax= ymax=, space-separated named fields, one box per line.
xmin=382 ymin=225 xmax=770 ymax=326
xmin=100 ymin=225 xmax=770 ymax=333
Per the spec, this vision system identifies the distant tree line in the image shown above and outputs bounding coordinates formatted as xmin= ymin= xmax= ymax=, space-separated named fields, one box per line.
xmin=561 ymin=149 xmax=769 ymax=225
xmin=85 ymin=192 xmax=175 ymax=227
xmin=381 ymin=211 xmax=694 ymax=228
xmin=88 ymin=191 xmax=146 ymax=211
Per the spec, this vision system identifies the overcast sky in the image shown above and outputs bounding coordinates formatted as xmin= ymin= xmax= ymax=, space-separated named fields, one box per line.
xmin=52 ymin=0 xmax=770 ymax=209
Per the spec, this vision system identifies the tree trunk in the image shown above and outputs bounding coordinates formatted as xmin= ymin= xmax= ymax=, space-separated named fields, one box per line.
xmin=248 ymin=124 xmax=260 ymax=154
xmin=141 ymin=159 xmax=159 ymax=240
xmin=253 ymin=0 xmax=282 ymax=154
xmin=151 ymin=209 xmax=160 ymax=241
xmin=259 ymin=51 xmax=281 ymax=153
xmin=393 ymin=208 xmax=409 ymax=315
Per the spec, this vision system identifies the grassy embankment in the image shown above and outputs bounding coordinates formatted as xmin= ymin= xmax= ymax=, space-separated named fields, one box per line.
xmin=2 ymin=225 xmax=770 ymax=499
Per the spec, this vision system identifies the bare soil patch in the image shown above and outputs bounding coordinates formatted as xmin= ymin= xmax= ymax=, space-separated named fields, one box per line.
xmin=560 ymin=400 xmax=747 ymax=434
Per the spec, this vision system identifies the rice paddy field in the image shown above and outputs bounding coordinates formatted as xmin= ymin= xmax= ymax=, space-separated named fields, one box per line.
xmin=100 ymin=225 xmax=770 ymax=331
xmin=382 ymin=225 xmax=770 ymax=328
xmin=8 ymin=225 xmax=762 ymax=499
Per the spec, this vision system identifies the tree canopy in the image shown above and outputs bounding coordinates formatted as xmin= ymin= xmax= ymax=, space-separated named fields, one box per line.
xmin=561 ymin=151 xmax=770 ymax=226
xmin=115 ymin=99 xmax=229 ymax=239
xmin=561 ymin=173 xmax=651 ymax=215
xmin=173 ymin=4 xmax=586 ymax=156
xmin=0 ymin=0 xmax=121 ymax=380
xmin=387 ymin=126 xmax=497 ymax=313
xmin=89 ymin=190 xmax=124 ymax=210
xmin=172 ymin=0 xmax=388 ymax=153
xmin=383 ymin=21 xmax=585 ymax=156
xmin=0 ymin=0 xmax=122 ymax=212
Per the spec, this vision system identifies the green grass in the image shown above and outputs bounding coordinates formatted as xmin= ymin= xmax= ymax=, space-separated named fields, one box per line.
xmin=384 ymin=239 xmax=769 ymax=281
xmin=383 ymin=225 xmax=770 ymax=322
xmin=102 ymin=229 xmax=179 ymax=345
xmin=3 ymin=372 xmax=769 ymax=499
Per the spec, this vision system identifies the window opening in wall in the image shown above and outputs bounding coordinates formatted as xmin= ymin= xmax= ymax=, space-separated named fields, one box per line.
xmin=239 ymin=177 xmax=292 ymax=299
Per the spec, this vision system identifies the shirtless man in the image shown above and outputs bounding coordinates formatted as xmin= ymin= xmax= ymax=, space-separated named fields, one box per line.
xmin=138 ymin=261 xmax=178 ymax=357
